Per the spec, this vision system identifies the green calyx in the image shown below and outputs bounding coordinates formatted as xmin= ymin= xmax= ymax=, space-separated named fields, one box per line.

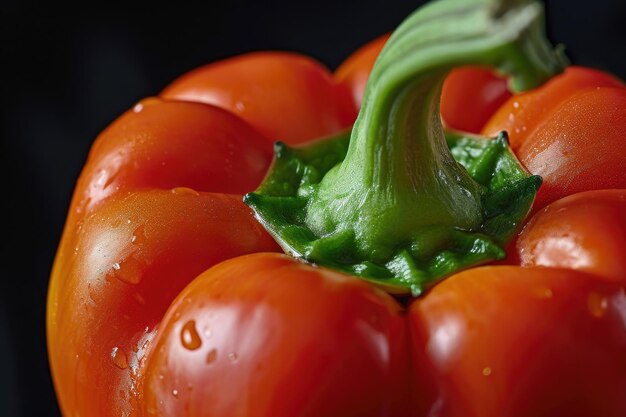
xmin=245 ymin=0 xmax=566 ymax=295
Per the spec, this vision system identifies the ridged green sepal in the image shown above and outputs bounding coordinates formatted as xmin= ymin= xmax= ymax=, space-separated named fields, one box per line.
xmin=245 ymin=0 xmax=564 ymax=295
xmin=246 ymin=131 xmax=540 ymax=295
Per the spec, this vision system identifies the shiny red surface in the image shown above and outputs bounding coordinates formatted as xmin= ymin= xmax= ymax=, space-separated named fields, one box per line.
xmin=143 ymin=253 xmax=410 ymax=417
xmin=516 ymin=190 xmax=626 ymax=284
xmin=162 ymin=52 xmax=356 ymax=145
xmin=409 ymin=266 xmax=626 ymax=417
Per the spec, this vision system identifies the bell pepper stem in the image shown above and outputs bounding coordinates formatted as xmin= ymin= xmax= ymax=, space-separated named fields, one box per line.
xmin=246 ymin=0 xmax=566 ymax=295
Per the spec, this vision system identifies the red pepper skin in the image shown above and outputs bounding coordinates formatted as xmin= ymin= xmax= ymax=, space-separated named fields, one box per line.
xmin=480 ymin=67 xmax=626 ymax=210
xmin=48 ymin=192 xmax=280 ymax=417
xmin=483 ymin=66 xmax=624 ymax=150
xmin=142 ymin=253 xmax=412 ymax=417
xmin=48 ymin=100 xmax=279 ymax=416
xmin=515 ymin=190 xmax=626 ymax=284
xmin=162 ymin=52 xmax=356 ymax=145
xmin=439 ymin=67 xmax=511 ymax=134
xmin=409 ymin=266 xmax=626 ymax=417
xmin=518 ymin=87 xmax=626 ymax=210
xmin=73 ymin=98 xmax=273 ymax=216
xmin=48 ymin=52 xmax=355 ymax=417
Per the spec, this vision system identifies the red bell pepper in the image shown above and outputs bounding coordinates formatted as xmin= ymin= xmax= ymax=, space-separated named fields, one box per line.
xmin=48 ymin=0 xmax=626 ymax=416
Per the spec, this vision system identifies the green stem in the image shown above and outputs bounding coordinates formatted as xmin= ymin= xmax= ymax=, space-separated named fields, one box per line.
xmin=245 ymin=0 xmax=566 ymax=295
xmin=306 ymin=0 xmax=563 ymax=262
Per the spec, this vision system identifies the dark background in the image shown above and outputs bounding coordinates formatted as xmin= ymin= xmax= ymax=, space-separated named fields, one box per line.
xmin=1 ymin=1 xmax=624 ymax=416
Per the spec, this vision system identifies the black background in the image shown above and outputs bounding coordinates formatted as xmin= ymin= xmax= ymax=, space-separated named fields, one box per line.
xmin=1 ymin=1 xmax=625 ymax=416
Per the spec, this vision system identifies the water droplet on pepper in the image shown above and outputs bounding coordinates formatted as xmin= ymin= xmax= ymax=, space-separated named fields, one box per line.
xmin=181 ymin=320 xmax=202 ymax=350
xmin=111 ymin=347 xmax=128 ymax=369
xmin=112 ymin=256 xmax=144 ymax=285
xmin=131 ymin=225 xmax=146 ymax=244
